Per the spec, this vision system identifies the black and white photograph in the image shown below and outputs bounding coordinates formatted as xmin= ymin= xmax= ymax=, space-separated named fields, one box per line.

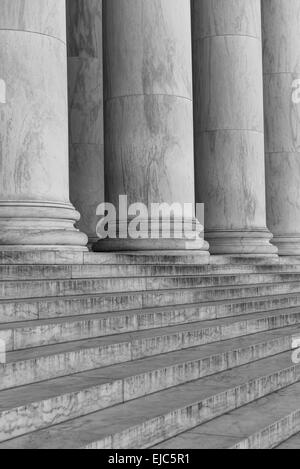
xmin=0 ymin=0 xmax=299 ymax=453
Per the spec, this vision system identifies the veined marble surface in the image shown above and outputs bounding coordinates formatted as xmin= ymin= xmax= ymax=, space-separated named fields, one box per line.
xmin=103 ymin=0 xmax=193 ymax=100
xmin=195 ymin=130 xmax=266 ymax=230
xmin=263 ymin=0 xmax=300 ymax=254
xmin=192 ymin=0 xmax=261 ymax=40
xmin=0 ymin=1 xmax=87 ymax=249
xmin=0 ymin=32 xmax=68 ymax=203
xmin=0 ymin=0 xmax=66 ymax=42
xmin=192 ymin=0 xmax=275 ymax=255
xmin=194 ymin=35 xmax=264 ymax=132
xmin=262 ymin=0 xmax=300 ymax=74
xmin=105 ymin=95 xmax=194 ymax=208
xmin=67 ymin=0 xmax=104 ymax=242
xmin=67 ymin=0 xmax=102 ymax=58
xmin=98 ymin=0 xmax=204 ymax=251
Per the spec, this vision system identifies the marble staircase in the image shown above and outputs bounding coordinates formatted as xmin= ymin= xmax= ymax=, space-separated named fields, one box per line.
xmin=0 ymin=252 xmax=300 ymax=449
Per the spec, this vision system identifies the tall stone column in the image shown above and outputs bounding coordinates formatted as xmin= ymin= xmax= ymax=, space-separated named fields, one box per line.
xmin=94 ymin=0 xmax=208 ymax=255
xmin=262 ymin=0 xmax=300 ymax=255
xmin=0 ymin=0 xmax=87 ymax=251
xmin=192 ymin=0 xmax=277 ymax=256
xmin=67 ymin=0 xmax=104 ymax=245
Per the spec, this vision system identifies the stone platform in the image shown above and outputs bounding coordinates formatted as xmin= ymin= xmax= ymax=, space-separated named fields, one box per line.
xmin=0 ymin=253 xmax=299 ymax=449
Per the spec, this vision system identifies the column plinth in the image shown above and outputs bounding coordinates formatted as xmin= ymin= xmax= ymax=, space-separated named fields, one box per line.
xmin=0 ymin=202 xmax=86 ymax=251
xmin=0 ymin=0 xmax=87 ymax=251
xmin=93 ymin=0 xmax=208 ymax=257
xmin=192 ymin=0 xmax=277 ymax=256
xmin=263 ymin=0 xmax=300 ymax=256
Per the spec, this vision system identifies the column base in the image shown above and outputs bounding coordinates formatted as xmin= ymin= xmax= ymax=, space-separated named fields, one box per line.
xmin=0 ymin=246 xmax=88 ymax=252
xmin=271 ymin=236 xmax=300 ymax=256
xmin=93 ymin=216 xmax=210 ymax=253
xmin=205 ymin=230 xmax=278 ymax=256
xmin=0 ymin=202 xmax=88 ymax=251
xmin=93 ymin=238 xmax=210 ymax=252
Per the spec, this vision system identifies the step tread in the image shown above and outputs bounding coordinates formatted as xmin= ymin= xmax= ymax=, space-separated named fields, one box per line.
xmin=4 ymin=316 xmax=300 ymax=364
xmin=155 ymin=382 xmax=300 ymax=449
xmin=277 ymin=433 xmax=300 ymax=449
xmin=0 ymin=326 xmax=296 ymax=412
xmin=1 ymin=302 xmax=300 ymax=332
xmin=0 ymin=352 xmax=297 ymax=449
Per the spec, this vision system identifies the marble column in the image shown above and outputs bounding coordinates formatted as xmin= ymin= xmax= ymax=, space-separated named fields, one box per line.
xmin=262 ymin=0 xmax=300 ymax=255
xmin=192 ymin=0 xmax=277 ymax=256
xmin=0 ymin=0 xmax=87 ymax=251
xmin=67 ymin=0 xmax=104 ymax=245
xmin=94 ymin=0 xmax=208 ymax=254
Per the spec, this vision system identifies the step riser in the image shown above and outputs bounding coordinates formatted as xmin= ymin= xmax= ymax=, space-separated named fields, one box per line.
xmin=0 ymin=318 xmax=297 ymax=390
xmin=3 ymin=274 xmax=300 ymax=300
xmin=3 ymin=255 xmax=300 ymax=450
xmin=71 ymin=264 xmax=300 ymax=279
xmin=0 ymin=266 xmax=72 ymax=281
xmin=0 ymin=278 xmax=144 ymax=300
xmin=132 ymin=318 xmax=298 ymax=363
xmin=0 ymin=252 xmax=282 ymax=266
xmin=0 ymin=342 xmax=130 ymax=391
xmin=3 ymin=293 xmax=300 ymax=329
xmin=85 ymin=365 xmax=300 ymax=449
xmin=3 ymin=284 xmax=300 ymax=325
xmin=3 ymin=264 xmax=300 ymax=281
xmin=0 ymin=293 xmax=143 ymax=324
xmin=6 ymin=306 xmax=300 ymax=351
xmin=232 ymin=410 xmax=300 ymax=449
xmin=148 ymin=274 xmax=300 ymax=291
xmin=0 ymin=336 xmax=295 ymax=443
xmin=0 ymin=380 xmax=122 ymax=443
xmin=141 ymin=283 xmax=300 ymax=309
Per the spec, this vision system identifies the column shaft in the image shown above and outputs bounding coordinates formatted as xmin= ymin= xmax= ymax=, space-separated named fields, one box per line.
xmin=192 ymin=0 xmax=277 ymax=256
xmin=67 ymin=0 xmax=104 ymax=245
xmin=94 ymin=0 xmax=207 ymax=253
xmin=263 ymin=0 xmax=300 ymax=255
xmin=0 ymin=0 xmax=87 ymax=250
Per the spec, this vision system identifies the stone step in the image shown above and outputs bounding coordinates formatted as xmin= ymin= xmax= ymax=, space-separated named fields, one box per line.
xmin=155 ymin=382 xmax=300 ymax=449
xmin=277 ymin=433 xmax=300 ymax=449
xmin=0 ymin=328 xmax=295 ymax=442
xmin=3 ymin=273 xmax=300 ymax=300
xmin=2 ymin=302 xmax=300 ymax=351
xmin=2 ymin=262 xmax=300 ymax=281
xmin=0 ymin=251 xmax=210 ymax=266
xmin=0 ymin=351 xmax=298 ymax=449
xmin=58 ymin=263 xmax=300 ymax=278
xmin=3 ymin=283 xmax=300 ymax=325
xmin=0 ymin=319 xmax=298 ymax=391
xmin=2 ymin=296 xmax=300 ymax=345
xmin=0 ymin=251 xmax=285 ymax=266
